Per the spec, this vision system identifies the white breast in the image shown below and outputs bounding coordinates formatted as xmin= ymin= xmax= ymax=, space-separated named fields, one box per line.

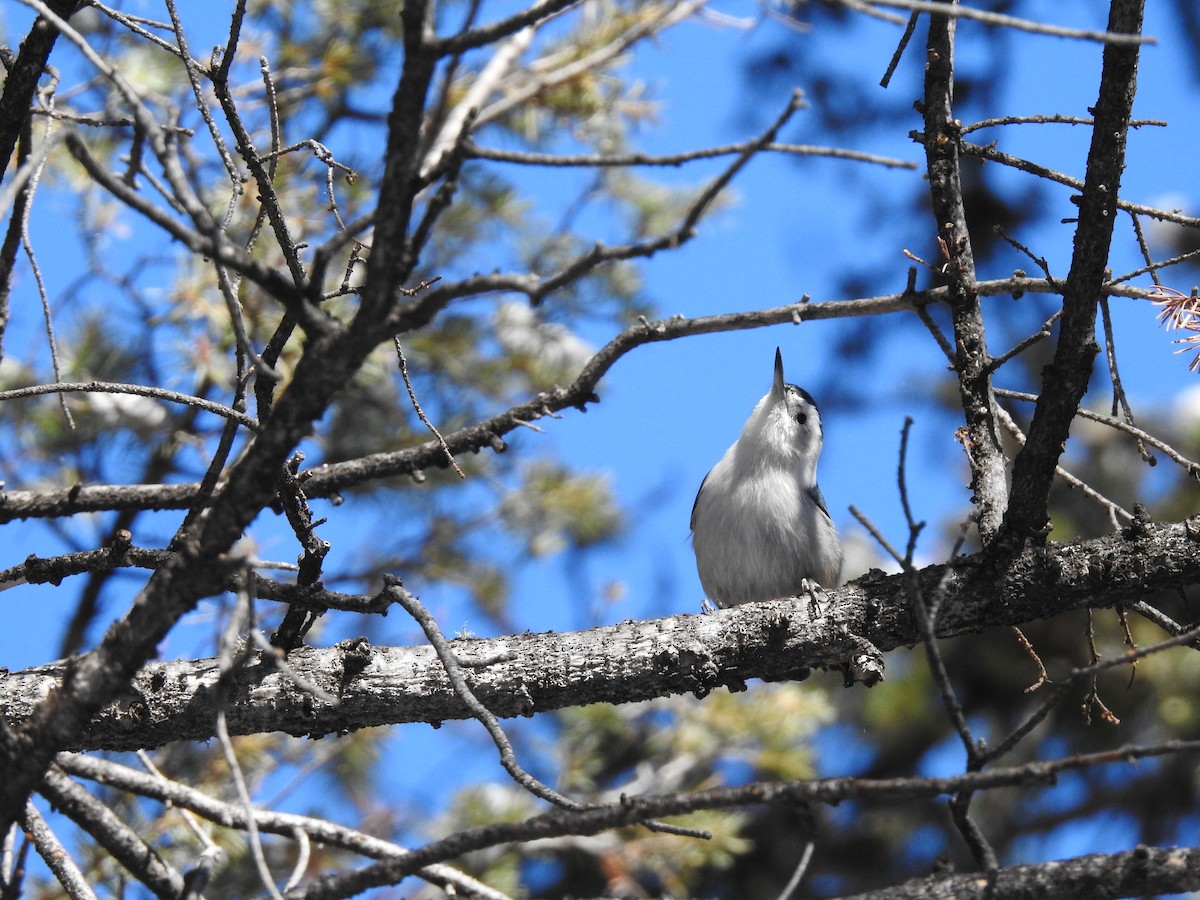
xmin=691 ymin=458 xmax=842 ymax=607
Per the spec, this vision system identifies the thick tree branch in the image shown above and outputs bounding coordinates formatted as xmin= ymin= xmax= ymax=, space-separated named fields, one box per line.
xmin=4 ymin=518 xmax=1197 ymax=751
xmin=357 ymin=0 xmax=438 ymax=323
xmin=0 ymin=0 xmax=81 ymax=182
xmin=838 ymin=844 xmax=1200 ymax=900
xmin=1001 ymin=0 xmax=1145 ymax=544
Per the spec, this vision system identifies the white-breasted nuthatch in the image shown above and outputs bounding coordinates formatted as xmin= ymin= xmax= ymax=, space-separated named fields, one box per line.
xmin=690 ymin=348 xmax=842 ymax=608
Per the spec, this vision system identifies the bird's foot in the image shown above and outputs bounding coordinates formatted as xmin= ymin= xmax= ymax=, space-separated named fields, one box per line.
xmin=798 ymin=578 xmax=827 ymax=619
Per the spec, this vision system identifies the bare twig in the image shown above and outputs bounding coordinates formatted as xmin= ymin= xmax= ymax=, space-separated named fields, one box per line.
xmin=62 ymin=131 xmax=308 ymax=312
xmin=164 ymin=0 xmax=241 ymax=191
xmin=1098 ymin=295 xmax=1154 ymax=463
xmin=993 ymin=226 xmax=1055 ymax=280
xmin=170 ymin=374 xmax=253 ymax=550
xmin=281 ymin=740 xmax=1200 ymax=895
xmin=60 ymin=754 xmax=515 ymax=898
xmin=896 ymin=417 xmax=925 ymax=561
xmin=384 ymin=576 xmax=582 ymax=809
xmin=135 ymin=750 xmax=220 ymax=853
xmin=960 ymin=141 xmax=1200 ymax=229
xmin=382 ymin=574 xmax=710 ymax=840
xmin=879 ymin=12 xmax=919 ymax=88
xmin=1010 ymin=626 xmax=1049 ymax=692
xmin=216 ymin=579 xmax=286 ymax=900
xmin=394 ymin=340 xmax=466 ymax=479
xmin=892 ymin=349 xmax=994 ymax=867
xmin=996 ymin=387 xmax=1200 ymax=479
xmin=19 ymin=801 xmax=96 ymax=900
xmin=854 ymin=0 xmax=1153 ymax=44
xmin=284 ymin=827 xmax=310 ymax=892
xmin=87 ymin=0 xmax=183 ymax=57
xmin=994 ymin=402 xmax=1132 ymax=528
xmin=960 ymin=113 xmax=1165 ymax=135
xmin=985 ymin=619 xmax=1200 ymax=768
xmin=0 ymin=125 xmax=62 ymax=221
xmin=985 ymin=309 xmax=1061 ymax=374
xmin=849 ymin=505 xmax=906 ymax=568
xmin=12 ymin=90 xmax=73 ymax=430
xmin=467 ymin=140 xmax=916 ymax=171
xmin=775 ymin=840 xmax=815 ymax=900
xmin=1108 ymin=246 xmax=1200 ymax=286
xmin=0 ymin=380 xmax=260 ymax=430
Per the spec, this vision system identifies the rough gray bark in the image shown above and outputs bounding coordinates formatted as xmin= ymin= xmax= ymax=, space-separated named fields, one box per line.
xmin=5 ymin=517 xmax=1195 ymax=751
xmin=840 ymin=844 xmax=1200 ymax=900
xmin=1001 ymin=0 xmax=1146 ymax=544
xmin=920 ymin=5 xmax=1008 ymax=541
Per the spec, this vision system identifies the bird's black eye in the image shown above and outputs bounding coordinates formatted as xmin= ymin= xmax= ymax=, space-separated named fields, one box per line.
xmin=796 ymin=412 xmax=807 ymax=425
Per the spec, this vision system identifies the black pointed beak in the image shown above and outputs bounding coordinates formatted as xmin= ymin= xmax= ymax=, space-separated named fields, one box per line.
xmin=773 ymin=347 xmax=785 ymax=397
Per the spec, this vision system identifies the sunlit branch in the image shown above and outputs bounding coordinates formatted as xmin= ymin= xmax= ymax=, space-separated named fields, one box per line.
xmin=422 ymin=27 xmax=534 ymax=178
xmin=851 ymin=0 xmax=1153 ymax=44
xmin=0 ymin=380 xmax=260 ymax=431
xmin=20 ymin=802 xmax=96 ymax=900
xmin=57 ymin=753 xmax=516 ymax=900
xmin=960 ymin=113 xmax=1165 ymax=135
xmin=9 ymin=519 xmax=1199 ymax=748
xmin=466 ymin=140 xmax=917 ymax=170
